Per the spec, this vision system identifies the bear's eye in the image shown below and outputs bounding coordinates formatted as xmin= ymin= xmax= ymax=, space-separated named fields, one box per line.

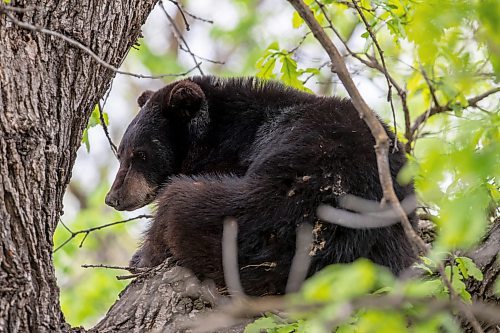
xmin=135 ymin=151 xmax=147 ymax=161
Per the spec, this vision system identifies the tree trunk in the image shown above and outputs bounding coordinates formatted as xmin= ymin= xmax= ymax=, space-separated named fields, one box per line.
xmin=0 ymin=1 xmax=154 ymax=331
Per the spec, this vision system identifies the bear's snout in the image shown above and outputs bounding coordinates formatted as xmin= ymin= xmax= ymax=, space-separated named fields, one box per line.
xmin=105 ymin=168 xmax=156 ymax=211
xmin=105 ymin=191 xmax=120 ymax=209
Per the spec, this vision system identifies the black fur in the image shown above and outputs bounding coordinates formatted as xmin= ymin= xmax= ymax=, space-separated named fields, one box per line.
xmin=113 ymin=76 xmax=417 ymax=296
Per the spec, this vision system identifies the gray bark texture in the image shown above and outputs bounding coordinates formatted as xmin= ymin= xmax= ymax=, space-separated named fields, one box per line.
xmin=0 ymin=0 xmax=155 ymax=332
xmin=90 ymin=262 xmax=248 ymax=333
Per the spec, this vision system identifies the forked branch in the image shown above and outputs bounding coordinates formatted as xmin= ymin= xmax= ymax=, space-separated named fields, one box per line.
xmin=287 ymin=0 xmax=428 ymax=254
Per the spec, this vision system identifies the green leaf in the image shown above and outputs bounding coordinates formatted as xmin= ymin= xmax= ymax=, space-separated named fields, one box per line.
xmin=356 ymin=310 xmax=407 ymax=333
xmin=292 ymin=11 xmax=304 ymax=29
xmin=280 ymin=55 xmax=302 ymax=87
xmin=257 ymin=57 xmax=277 ymax=79
xmin=301 ymin=259 xmax=394 ymax=303
xmin=244 ymin=317 xmax=278 ymax=333
xmin=402 ymin=278 xmax=444 ymax=297
xmin=455 ymin=257 xmax=484 ymax=281
xmin=82 ymin=128 xmax=90 ymax=152
xmin=266 ymin=41 xmax=280 ymax=52
xmin=445 ymin=265 xmax=471 ymax=302
xmin=495 ymin=277 xmax=500 ymax=296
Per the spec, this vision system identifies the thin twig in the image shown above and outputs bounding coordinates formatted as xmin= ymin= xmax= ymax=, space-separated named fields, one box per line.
xmin=168 ymin=0 xmax=214 ymax=24
xmin=289 ymin=31 xmax=312 ymax=53
xmin=179 ymin=45 xmax=225 ymax=64
xmin=81 ymin=263 xmax=149 ymax=272
xmin=116 ymin=273 xmax=146 ymax=280
xmin=97 ymin=102 xmax=118 ymax=157
xmin=159 ymin=0 xmax=204 ymax=75
xmin=409 ymin=87 xmax=500 ymax=141
xmin=345 ymin=194 xmax=416 ymax=216
xmin=1 ymin=10 xmax=197 ymax=79
xmin=303 ymin=61 xmax=330 ymax=85
xmin=53 ymin=214 xmax=153 ymax=252
xmin=421 ymin=67 xmax=440 ymax=108
xmin=102 ymin=80 xmax=114 ymax=110
xmin=82 ymin=263 xmax=152 ymax=280
xmin=315 ymin=1 xmax=411 ymax=152
xmin=351 ymin=0 xmax=398 ymax=152
xmin=317 ymin=195 xmax=417 ymax=229
xmin=168 ymin=0 xmax=190 ymax=31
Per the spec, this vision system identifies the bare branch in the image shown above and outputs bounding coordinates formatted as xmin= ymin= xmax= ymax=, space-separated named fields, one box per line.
xmin=409 ymin=87 xmax=500 ymax=140
xmin=0 ymin=3 xmax=38 ymax=13
xmin=315 ymin=1 xmax=412 ymax=152
xmin=168 ymin=0 xmax=191 ymax=31
xmin=286 ymin=223 xmax=313 ymax=293
xmin=53 ymin=214 xmax=152 ymax=252
xmin=168 ymin=0 xmax=214 ymax=25
xmin=81 ymin=263 xmax=149 ymax=272
xmin=421 ymin=67 xmax=440 ymax=108
xmin=159 ymin=0 xmax=204 ymax=75
xmin=189 ymin=292 xmax=500 ymax=333
xmin=1 ymin=9 xmax=199 ymax=79
xmin=189 ymin=296 xmax=286 ymax=333
xmin=222 ymin=217 xmax=245 ymax=297
xmin=179 ymin=44 xmax=225 ymax=65
xmin=351 ymin=0 xmax=398 ymax=151
xmin=287 ymin=0 xmax=428 ymax=254
xmin=97 ymin=102 xmax=118 ymax=157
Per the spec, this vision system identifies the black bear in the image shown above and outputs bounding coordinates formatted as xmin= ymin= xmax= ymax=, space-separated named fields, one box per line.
xmin=105 ymin=76 xmax=416 ymax=295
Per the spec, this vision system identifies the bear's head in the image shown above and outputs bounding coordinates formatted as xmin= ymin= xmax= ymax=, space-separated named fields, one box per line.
xmin=105 ymin=79 xmax=208 ymax=211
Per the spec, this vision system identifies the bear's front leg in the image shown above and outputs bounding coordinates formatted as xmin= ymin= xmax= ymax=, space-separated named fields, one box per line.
xmin=128 ymin=175 xmax=234 ymax=271
xmin=129 ymin=218 xmax=173 ymax=269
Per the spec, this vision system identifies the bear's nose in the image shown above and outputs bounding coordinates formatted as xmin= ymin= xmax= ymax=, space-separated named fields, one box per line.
xmin=105 ymin=192 xmax=120 ymax=208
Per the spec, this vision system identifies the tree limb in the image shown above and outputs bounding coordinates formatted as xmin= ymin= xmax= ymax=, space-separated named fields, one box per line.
xmin=287 ymin=0 xmax=428 ymax=254
xmin=409 ymin=87 xmax=500 ymax=140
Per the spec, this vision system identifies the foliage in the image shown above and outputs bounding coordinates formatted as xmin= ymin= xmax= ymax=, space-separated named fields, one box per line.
xmin=256 ymin=41 xmax=319 ymax=92
xmin=56 ymin=0 xmax=499 ymax=329
xmin=245 ymin=258 xmax=484 ymax=333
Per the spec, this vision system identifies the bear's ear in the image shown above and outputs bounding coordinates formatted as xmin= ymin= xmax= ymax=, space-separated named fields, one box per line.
xmin=167 ymin=80 xmax=205 ymax=120
xmin=137 ymin=90 xmax=154 ymax=107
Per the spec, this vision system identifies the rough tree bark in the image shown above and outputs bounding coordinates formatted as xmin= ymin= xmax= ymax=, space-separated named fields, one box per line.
xmin=0 ymin=1 xmax=155 ymax=331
